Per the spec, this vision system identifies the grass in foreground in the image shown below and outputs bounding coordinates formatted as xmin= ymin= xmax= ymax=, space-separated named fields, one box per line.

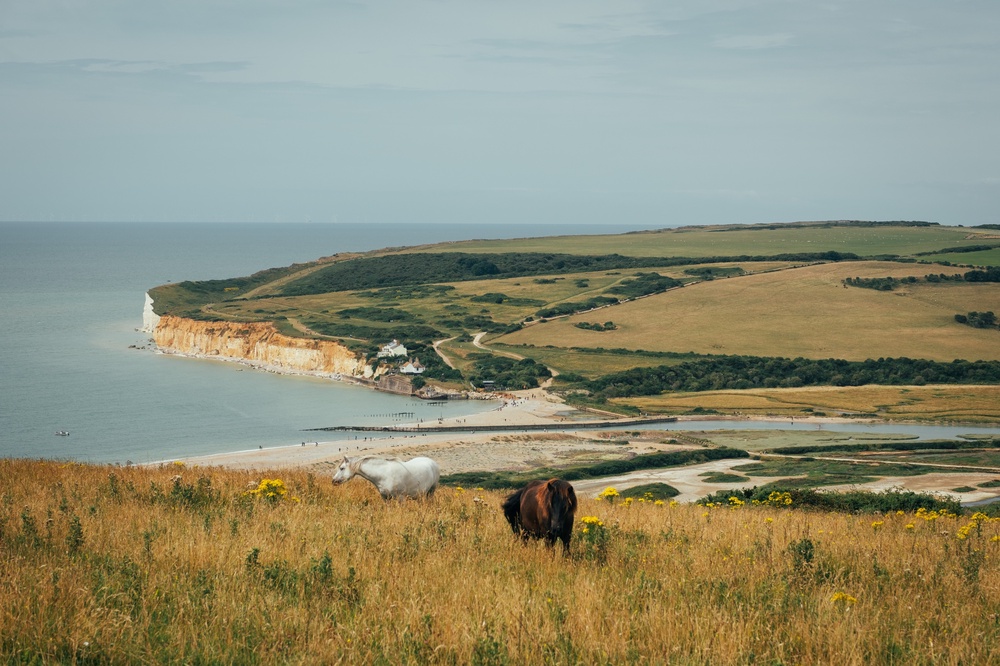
xmin=3 ymin=460 xmax=1000 ymax=665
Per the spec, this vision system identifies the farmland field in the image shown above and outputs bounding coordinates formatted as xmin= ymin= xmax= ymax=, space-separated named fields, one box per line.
xmin=615 ymin=384 xmax=1000 ymax=422
xmin=407 ymin=222 xmax=995 ymax=258
xmin=495 ymin=261 xmax=1000 ymax=363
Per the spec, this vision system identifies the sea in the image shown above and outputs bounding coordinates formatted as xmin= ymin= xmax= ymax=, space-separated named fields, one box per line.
xmin=0 ymin=221 xmax=663 ymax=465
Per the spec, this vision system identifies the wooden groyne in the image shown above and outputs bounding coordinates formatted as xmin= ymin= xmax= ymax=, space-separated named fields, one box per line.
xmin=303 ymin=416 xmax=678 ymax=434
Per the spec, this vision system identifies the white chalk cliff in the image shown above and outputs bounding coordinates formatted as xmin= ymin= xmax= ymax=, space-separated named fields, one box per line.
xmin=141 ymin=292 xmax=160 ymax=333
xmin=146 ymin=294 xmax=379 ymax=380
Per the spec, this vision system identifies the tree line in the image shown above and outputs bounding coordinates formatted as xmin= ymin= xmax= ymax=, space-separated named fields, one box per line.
xmin=582 ymin=355 xmax=1000 ymax=398
xmin=534 ymin=273 xmax=682 ymax=319
xmin=273 ymin=251 xmax=862 ymax=297
xmin=844 ymin=266 xmax=1000 ymax=291
xmin=955 ymin=312 xmax=998 ymax=329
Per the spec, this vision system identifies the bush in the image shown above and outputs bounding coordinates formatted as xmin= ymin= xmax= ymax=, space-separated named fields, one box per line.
xmin=699 ymin=487 xmax=962 ymax=514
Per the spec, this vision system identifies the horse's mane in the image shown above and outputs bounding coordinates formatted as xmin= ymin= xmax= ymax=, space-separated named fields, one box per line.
xmin=349 ymin=455 xmax=403 ymax=473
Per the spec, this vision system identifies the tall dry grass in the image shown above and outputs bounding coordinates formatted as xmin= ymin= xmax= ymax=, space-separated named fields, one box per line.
xmin=2 ymin=459 xmax=999 ymax=664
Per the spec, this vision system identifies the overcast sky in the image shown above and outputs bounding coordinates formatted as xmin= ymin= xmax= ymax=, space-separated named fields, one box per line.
xmin=1 ymin=1 xmax=998 ymax=226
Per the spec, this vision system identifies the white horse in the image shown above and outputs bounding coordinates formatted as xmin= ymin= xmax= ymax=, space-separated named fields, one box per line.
xmin=331 ymin=455 xmax=440 ymax=500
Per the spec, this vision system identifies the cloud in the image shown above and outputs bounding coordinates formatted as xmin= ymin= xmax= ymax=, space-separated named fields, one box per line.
xmin=711 ymin=33 xmax=792 ymax=50
xmin=79 ymin=60 xmax=168 ymax=74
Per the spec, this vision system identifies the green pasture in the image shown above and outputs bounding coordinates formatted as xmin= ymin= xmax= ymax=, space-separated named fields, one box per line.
xmin=408 ymin=222 xmax=997 ymax=259
xmin=699 ymin=471 xmax=751 ymax=484
xmin=484 ymin=343 xmax=689 ymax=379
xmin=848 ymin=450 xmax=1000 ymax=469
xmin=920 ymin=247 xmax=1000 ymax=267
xmin=733 ymin=458 xmax=929 ymax=486
xmin=434 ymin=337 xmax=487 ymax=375
xmin=653 ymin=429 xmax=919 ymax=453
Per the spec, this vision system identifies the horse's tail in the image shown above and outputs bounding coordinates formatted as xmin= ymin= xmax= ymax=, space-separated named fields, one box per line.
xmin=501 ymin=488 xmax=524 ymax=534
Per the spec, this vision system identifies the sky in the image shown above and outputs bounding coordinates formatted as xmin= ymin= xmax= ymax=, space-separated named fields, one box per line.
xmin=1 ymin=1 xmax=998 ymax=227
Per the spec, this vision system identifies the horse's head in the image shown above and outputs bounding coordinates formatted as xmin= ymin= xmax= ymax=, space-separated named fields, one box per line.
xmin=332 ymin=457 xmax=355 ymax=485
xmin=545 ymin=479 xmax=578 ymax=534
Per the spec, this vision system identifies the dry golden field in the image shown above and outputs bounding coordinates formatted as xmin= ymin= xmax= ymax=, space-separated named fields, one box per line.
xmin=4 ymin=460 xmax=1000 ymax=665
xmin=618 ymin=385 xmax=1000 ymax=423
xmin=497 ymin=261 xmax=1000 ymax=363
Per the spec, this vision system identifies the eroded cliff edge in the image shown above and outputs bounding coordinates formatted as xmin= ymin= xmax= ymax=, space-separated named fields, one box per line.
xmin=144 ymin=294 xmax=379 ymax=380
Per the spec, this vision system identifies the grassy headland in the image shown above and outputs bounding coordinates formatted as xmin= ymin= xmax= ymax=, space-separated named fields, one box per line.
xmin=147 ymin=220 xmax=1000 ymax=412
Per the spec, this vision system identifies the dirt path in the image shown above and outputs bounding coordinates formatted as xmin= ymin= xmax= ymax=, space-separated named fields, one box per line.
xmin=472 ymin=332 xmax=524 ymax=360
xmin=432 ymin=337 xmax=458 ymax=369
xmin=473 ymin=332 xmax=560 ymax=387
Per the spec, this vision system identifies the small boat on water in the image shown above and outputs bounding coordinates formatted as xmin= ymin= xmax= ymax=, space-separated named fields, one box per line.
xmin=54 ymin=430 xmax=70 ymax=436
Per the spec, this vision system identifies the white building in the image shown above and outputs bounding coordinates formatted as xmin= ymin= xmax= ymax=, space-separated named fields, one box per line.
xmin=377 ymin=339 xmax=408 ymax=358
xmin=400 ymin=358 xmax=425 ymax=374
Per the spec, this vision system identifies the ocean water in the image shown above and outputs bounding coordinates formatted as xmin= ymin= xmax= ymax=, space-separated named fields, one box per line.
xmin=0 ymin=221 xmax=661 ymax=464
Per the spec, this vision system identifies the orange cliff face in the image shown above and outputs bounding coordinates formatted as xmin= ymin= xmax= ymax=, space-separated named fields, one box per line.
xmin=151 ymin=315 xmax=380 ymax=379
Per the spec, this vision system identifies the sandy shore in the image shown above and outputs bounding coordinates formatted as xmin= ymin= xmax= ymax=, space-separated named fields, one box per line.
xmin=167 ymin=388 xmax=611 ymax=472
xmin=166 ymin=388 xmax=1000 ymax=504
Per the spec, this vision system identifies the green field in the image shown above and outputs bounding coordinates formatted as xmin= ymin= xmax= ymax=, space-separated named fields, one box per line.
xmin=408 ymin=221 xmax=997 ymax=259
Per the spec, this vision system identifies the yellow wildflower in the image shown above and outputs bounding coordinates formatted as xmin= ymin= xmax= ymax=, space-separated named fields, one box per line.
xmin=831 ymin=592 xmax=858 ymax=606
xmin=597 ymin=487 xmax=619 ymax=502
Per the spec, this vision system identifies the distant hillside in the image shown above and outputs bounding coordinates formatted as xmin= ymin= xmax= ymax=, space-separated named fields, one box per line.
xmin=146 ymin=221 xmax=1000 ymax=395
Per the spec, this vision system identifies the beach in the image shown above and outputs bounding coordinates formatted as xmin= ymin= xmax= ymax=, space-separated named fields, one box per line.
xmin=163 ymin=388 xmax=1000 ymax=504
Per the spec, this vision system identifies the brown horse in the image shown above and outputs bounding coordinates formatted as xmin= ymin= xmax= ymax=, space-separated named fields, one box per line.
xmin=502 ymin=478 xmax=578 ymax=553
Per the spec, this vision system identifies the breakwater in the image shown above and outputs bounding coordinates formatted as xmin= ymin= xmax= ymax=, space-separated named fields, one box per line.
xmin=304 ymin=416 xmax=679 ymax=433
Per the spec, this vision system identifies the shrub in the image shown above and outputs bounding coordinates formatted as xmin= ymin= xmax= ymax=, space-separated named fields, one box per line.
xmin=575 ymin=515 xmax=611 ymax=562
xmin=246 ymin=479 xmax=297 ymax=505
